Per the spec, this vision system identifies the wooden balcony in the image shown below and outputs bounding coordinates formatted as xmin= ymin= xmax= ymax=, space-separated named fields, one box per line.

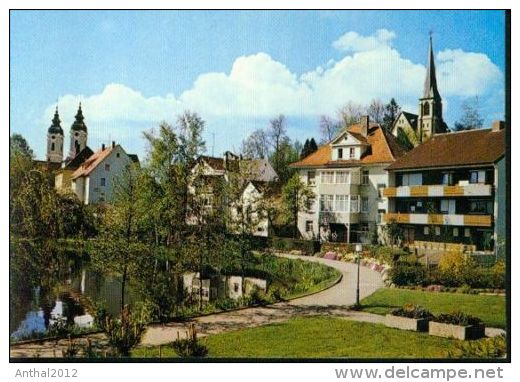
xmin=383 ymin=213 xmax=492 ymax=227
xmin=382 ymin=184 xmax=492 ymax=198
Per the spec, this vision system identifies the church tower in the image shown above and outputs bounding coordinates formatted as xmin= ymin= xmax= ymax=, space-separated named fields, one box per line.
xmin=418 ymin=36 xmax=448 ymax=141
xmin=68 ymin=103 xmax=88 ymax=159
xmin=46 ymin=106 xmax=64 ymax=163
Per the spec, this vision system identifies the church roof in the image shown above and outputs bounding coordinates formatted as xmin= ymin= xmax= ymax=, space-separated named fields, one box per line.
xmin=63 ymin=146 xmax=94 ymax=170
xmin=71 ymin=103 xmax=88 ymax=132
xmin=422 ymin=36 xmax=441 ymax=100
xmin=48 ymin=107 xmax=63 ymax=134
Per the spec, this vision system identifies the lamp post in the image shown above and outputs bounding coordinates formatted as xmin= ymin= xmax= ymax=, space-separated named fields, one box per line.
xmin=355 ymin=243 xmax=362 ymax=308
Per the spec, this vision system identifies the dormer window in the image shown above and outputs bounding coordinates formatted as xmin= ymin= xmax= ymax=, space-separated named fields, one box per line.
xmin=338 ymin=148 xmax=343 ymax=159
xmin=349 ymin=147 xmax=355 ymax=159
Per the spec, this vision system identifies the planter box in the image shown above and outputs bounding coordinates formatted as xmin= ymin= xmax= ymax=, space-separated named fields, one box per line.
xmin=429 ymin=321 xmax=485 ymax=340
xmin=385 ymin=314 xmax=429 ymax=332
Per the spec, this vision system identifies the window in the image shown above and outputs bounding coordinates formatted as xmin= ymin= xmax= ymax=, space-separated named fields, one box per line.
xmin=321 ymin=171 xmax=334 ymax=184
xmin=377 ymin=209 xmax=385 ymax=223
xmin=337 ymin=148 xmax=343 ymax=159
xmin=440 ymin=199 xmax=456 ymax=214
xmin=234 ymin=283 xmax=239 ymax=293
xmin=424 ymin=226 xmax=429 ymax=235
xmin=349 ymin=147 xmax=355 ymax=159
xmin=453 ymin=228 xmax=459 ymax=237
xmin=423 ymin=102 xmax=430 ymax=116
xmin=361 ymin=197 xmax=369 ymax=213
xmin=320 ymin=194 xmax=334 ymax=211
xmin=116 ymin=153 xmax=120 ymax=158
xmin=335 ymin=195 xmax=347 ymax=212
xmin=305 ymin=221 xmax=313 ymax=233
xmin=435 ymin=226 xmax=441 ymax=236
xmin=377 ymin=183 xmax=386 ymax=198
xmin=202 ymin=289 xmax=209 ymax=298
xmin=350 ymin=195 xmax=359 ymax=213
xmin=470 ymin=170 xmax=486 ymax=184
xmin=361 ymin=170 xmax=369 ymax=185
xmin=402 ymin=173 xmax=423 ymax=186
xmin=100 ymin=178 xmax=106 ymax=187
xmin=105 ymin=164 xmax=110 ymax=171
xmin=442 ymin=172 xmax=454 ymax=185
xmin=335 ymin=171 xmax=349 ymax=184
xmin=307 ymin=171 xmax=316 ymax=186
xmin=464 ymin=228 xmax=471 ymax=238
xmin=51 ymin=142 xmax=55 ymax=151
xmin=469 ymin=200 xmax=493 ymax=214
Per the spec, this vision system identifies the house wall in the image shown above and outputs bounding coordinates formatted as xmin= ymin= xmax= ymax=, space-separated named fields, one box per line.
xmin=86 ymin=146 xmax=133 ymax=204
xmin=55 ymin=169 xmax=74 ymax=192
xmin=72 ymin=177 xmax=86 ymax=202
xmin=297 ymin=164 xmax=391 ymax=243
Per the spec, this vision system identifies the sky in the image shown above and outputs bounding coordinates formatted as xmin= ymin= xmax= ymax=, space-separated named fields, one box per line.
xmin=10 ymin=10 xmax=506 ymax=160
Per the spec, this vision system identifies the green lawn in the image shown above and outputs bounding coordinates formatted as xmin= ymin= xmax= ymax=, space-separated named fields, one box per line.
xmin=360 ymin=288 xmax=506 ymax=329
xmin=133 ymin=316 xmax=463 ymax=359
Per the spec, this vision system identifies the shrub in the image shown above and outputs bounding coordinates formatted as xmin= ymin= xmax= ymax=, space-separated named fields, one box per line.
xmin=448 ymin=334 xmax=506 ymax=359
xmin=171 ymin=323 xmax=208 ymax=358
xmin=434 ymin=311 xmax=483 ymax=326
xmin=215 ymin=298 xmax=238 ymax=311
xmin=103 ymin=305 xmax=147 ymax=356
xmin=388 ymin=263 xmax=428 ymax=286
xmin=391 ymin=303 xmax=434 ymax=320
xmin=270 ymin=237 xmax=319 ymax=255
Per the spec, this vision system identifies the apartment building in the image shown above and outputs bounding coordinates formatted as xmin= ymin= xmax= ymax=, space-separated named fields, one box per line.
xmin=383 ymin=122 xmax=506 ymax=253
xmin=290 ymin=116 xmax=407 ymax=243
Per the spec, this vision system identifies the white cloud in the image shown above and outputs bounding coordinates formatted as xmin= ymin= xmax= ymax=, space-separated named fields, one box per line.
xmin=436 ymin=49 xmax=503 ymax=97
xmin=40 ymin=30 xmax=503 ymax=158
xmin=332 ymin=29 xmax=396 ymax=52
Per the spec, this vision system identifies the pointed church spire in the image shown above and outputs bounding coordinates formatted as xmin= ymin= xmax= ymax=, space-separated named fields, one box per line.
xmin=48 ymin=105 xmax=63 ymax=134
xmin=423 ymin=35 xmax=441 ymax=100
xmin=71 ymin=102 xmax=87 ymax=132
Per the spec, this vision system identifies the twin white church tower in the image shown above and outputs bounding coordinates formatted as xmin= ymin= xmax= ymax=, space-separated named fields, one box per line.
xmin=46 ymin=103 xmax=88 ymax=163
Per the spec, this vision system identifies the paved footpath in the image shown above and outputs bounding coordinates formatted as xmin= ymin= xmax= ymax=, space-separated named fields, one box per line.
xmin=9 ymin=254 xmax=505 ymax=357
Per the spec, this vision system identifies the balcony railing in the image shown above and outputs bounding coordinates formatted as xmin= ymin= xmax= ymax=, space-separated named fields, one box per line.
xmin=384 ymin=213 xmax=492 ymax=227
xmin=382 ymin=184 xmax=492 ymax=198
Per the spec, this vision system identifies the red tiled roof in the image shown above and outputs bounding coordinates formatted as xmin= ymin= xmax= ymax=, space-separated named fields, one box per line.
xmin=71 ymin=146 xmax=113 ymax=179
xmin=387 ymin=128 xmax=505 ymax=170
xmin=290 ymin=123 xmax=407 ymax=168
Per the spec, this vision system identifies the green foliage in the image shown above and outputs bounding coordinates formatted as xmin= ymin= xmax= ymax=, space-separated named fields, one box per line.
xmin=171 ymin=323 xmax=208 ymax=357
xmin=281 ymin=174 xmax=315 ymax=238
xmin=389 ymin=264 xmax=429 ymax=286
xmin=434 ymin=311 xmax=483 ymax=326
xmin=269 ymin=236 xmax=319 ymax=255
xmin=391 ymin=304 xmax=434 ymax=320
xmin=448 ymin=335 xmax=506 ymax=359
xmin=102 ymin=305 xmax=147 ymax=356
xmin=453 ymin=96 xmax=483 ymax=131
xmin=382 ymin=219 xmax=404 ymax=247
xmin=382 ymin=98 xmax=401 ymax=131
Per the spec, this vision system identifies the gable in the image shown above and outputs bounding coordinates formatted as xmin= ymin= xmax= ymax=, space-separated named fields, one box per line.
xmin=331 ymin=131 xmax=365 ymax=146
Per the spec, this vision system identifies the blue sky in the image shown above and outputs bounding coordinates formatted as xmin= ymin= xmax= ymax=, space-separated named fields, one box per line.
xmin=10 ymin=10 xmax=506 ymax=160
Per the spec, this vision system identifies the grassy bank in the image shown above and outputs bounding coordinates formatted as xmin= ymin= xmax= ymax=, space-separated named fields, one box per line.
xmin=360 ymin=288 xmax=506 ymax=328
xmin=132 ymin=316 xmax=462 ymax=358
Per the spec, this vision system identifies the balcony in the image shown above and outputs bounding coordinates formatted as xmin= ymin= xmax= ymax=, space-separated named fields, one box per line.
xmin=319 ymin=211 xmax=359 ymax=225
xmin=384 ymin=213 xmax=492 ymax=227
xmin=382 ymin=184 xmax=492 ymax=198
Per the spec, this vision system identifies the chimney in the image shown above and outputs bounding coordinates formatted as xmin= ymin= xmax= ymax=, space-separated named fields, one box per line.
xmin=101 ymin=143 xmax=105 ymax=150
xmin=491 ymin=120 xmax=505 ymax=132
xmin=112 ymin=140 xmax=116 ymax=148
xmin=360 ymin=115 xmax=369 ymax=137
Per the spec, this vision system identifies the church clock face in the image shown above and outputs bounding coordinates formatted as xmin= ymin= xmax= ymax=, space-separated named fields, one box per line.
xmin=75 ymin=132 xmax=79 ymax=137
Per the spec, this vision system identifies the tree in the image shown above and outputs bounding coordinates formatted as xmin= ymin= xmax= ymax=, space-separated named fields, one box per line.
xmin=270 ymin=139 xmax=299 ymax=184
xmin=240 ymin=129 xmax=270 ymax=159
xmin=10 ymin=134 xmax=34 ymax=159
xmin=309 ymin=138 xmax=318 ymax=153
xmin=453 ymin=96 xmax=483 ymax=131
xmin=281 ymin=173 xmax=314 ymax=238
xmin=337 ymin=102 xmax=366 ymax=128
xmin=367 ymin=99 xmax=385 ymax=124
xmin=268 ymin=114 xmax=288 ymax=177
xmin=300 ymin=138 xmax=318 ymax=159
xmin=383 ymin=219 xmax=403 ymax=248
xmin=382 ymin=98 xmax=401 ymax=132
xmin=319 ymin=115 xmax=341 ymax=143
xmin=300 ymin=139 xmax=310 ymax=159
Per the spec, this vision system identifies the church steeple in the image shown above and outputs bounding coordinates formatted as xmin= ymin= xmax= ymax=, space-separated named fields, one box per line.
xmin=68 ymin=102 xmax=88 ymax=159
xmin=46 ymin=105 xmax=64 ymax=163
xmin=423 ymin=35 xmax=441 ymax=100
xmin=417 ymin=34 xmax=447 ymax=141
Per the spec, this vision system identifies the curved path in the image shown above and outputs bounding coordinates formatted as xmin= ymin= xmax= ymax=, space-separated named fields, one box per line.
xmin=10 ymin=254 xmax=385 ymax=357
xmin=141 ymin=254 xmax=384 ymax=346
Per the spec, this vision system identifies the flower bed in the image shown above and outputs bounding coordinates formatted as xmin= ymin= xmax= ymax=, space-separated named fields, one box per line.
xmin=385 ymin=304 xmax=432 ymax=332
xmin=429 ymin=312 xmax=485 ymax=340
